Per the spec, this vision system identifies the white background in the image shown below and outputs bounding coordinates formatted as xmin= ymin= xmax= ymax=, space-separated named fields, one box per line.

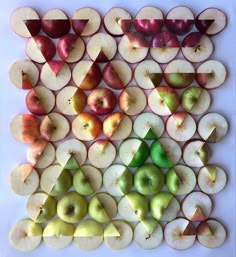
xmin=0 ymin=0 xmax=235 ymax=257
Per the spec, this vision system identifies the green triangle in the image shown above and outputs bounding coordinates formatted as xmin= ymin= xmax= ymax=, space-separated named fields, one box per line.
xmin=64 ymin=156 xmax=80 ymax=170
xmin=144 ymin=127 xmax=156 ymax=140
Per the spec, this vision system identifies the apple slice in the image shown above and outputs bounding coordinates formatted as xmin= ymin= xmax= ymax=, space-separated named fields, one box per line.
xmin=9 ymin=59 xmax=39 ymax=89
xmin=183 ymin=139 xmax=209 ymax=168
xmin=10 ymin=114 xmax=40 ymax=143
xmin=195 ymin=8 xmax=227 ymax=36
xmin=26 ymin=86 xmax=55 ymax=116
xmin=118 ymin=34 xmax=149 ymax=63
xmin=40 ymin=113 xmax=70 ymax=142
xmin=134 ymin=60 xmax=163 ymax=89
xmin=103 ymin=164 xmax=133 ymax=196
xmin=166 ymin=164 xmax=196 ymax=195
xmin=40 ymin=61 xmax=71 ymax=91
xmin=87 ymin=33 xmax=117 ymax=62
xmin=133 ymin=112 xmax=164 ymax=140
xmin=198 ymin=113 xmax=228 ymax=143
xmin=103 ymin=60 xmax=132 ymax=90
xmin=104 ymin=220 xmax=133 ymax=250
xmin=88 ymin=139 xmax=116 ymax=169
xmin=88 ymin=193 xmax=117 ymax=223
xmin=73 ymin=165 xmax=102 ymax=196
xmin=118 ymin=192 xmax=148 ymax=222
xmin=182 ymin=191 xmax=213 ymax=222
xmin=26 ymin=139 xmax=55 ymax=169
xmin=198 ymin=165 xmax=227 ymax=194
xmin=150 ymin=138 xmax=182 ymax=168
xmin=164 ymin=218 xmax=196 ymax=250
xmin=43 ymin=218 xmax=74 ymax=249
xmin=72 ymin=60 xmax=102 ymax=90
xmin=25 ymin=35 xmax=56 ymax=63
xmin=165 ymin=6 xmax=195 ymax=36
xmin=166 ymin=112 xmax=196 ymax=142
xmin=134 ymin=6 xmax=164 ymax=35
xmin=119 ymin=86 xmax=147 ymax=116
xmin=196 ymin=60 xmax=227 ymax=89
xmin=197 ymin=219 xmax=227 ymax=248
xmin=134 ymin=219 xmax=163 ymax=249
xmin=164 ymin=59 xmax=195 ymax=89
xmin=74 ymin=220 xmax=103 ymax=251
xmin=103 ymin=7 xmax=132 ymax=36
xmin=57 ymin=33 xmax=85 ymax=63
xmin=150 ymin=31 xmax=180 ymax=63
xmin=148 ymin=86 xmax=180 ymax=116
xmin=9 ymin=219 xmax=42 ymax=251
xmin=72 ymin=7 xmax=101 ymax=36
xmin=72 ymin=112 xmax=102 ymax=141
xmin=10 ymin=7 xmax=41 ymax=37
xmin=181 ymin=32 xmax=214 ymax=63
xmin=103 ymin=112 xmax=132 ymax=140
xmin=56 ymin=138 xmax=87 ymax=169
xmin=119 ymin=138 xmax=149 ymax=167
xmin=150 ymin=192 xmax=180 ymax=221
xmin=9 ymin=164 xmax=39 ymax=196
xmin=181 ymin=86 xmax=211 ymax=115
xmin=56 ymin=86 xmax=87 ymax=115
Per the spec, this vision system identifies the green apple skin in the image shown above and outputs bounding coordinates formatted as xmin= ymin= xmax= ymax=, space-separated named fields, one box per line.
xmin=118 ymin=168 xmax=133 ymax=195
xmin=64 ymin=156 xmax=80 ymax=170
xmin=74 ymin=220 xmax=103 ymax=237
xmin=166 ymin=168 xmax=181 ymax=194
xmin=126 ymin=192 xmax=148 ymax=220
xmin=50 ymin=169 xmax=72 ymax=196
xmin=128 ymin=140 xmax=149 ymax=167
xmin=141 ymin=218 xmax=158 ymax=235
xmin=181 ymin=86 xmax=202 ymax=112
xmin=43 ymin=218 xmax=74 ymax=237
xmin=164 ymin=73 xmax=194 ymax=89
xmin=73 ymin=169 xmax=93 ymax=196
xmin=28 ymin=222 xmax=43 ymax=236
xmin=57 ymin=191 xmax=87 ymax=224
xmin=150 ymin=192 xmax=173 ymax=220
xmin=197 ymin=144 xmax=208 ymax=164
xmin=157 ymin=86 xmax=179 ymax=113
xmin=36 ymin=195 xmax=57 ymax=223
xmin=134 ymin=163 xmax=164 ymax=195
xmin=144 ymin=128 xmax=157 ymax=140
xmin=150 ymin=140 xmax=172 ymax=168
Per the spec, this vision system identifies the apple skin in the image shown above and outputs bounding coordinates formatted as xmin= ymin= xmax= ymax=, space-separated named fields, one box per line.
xmin=165 ymin=19 xmax=194 ymax=36
xmin=150 ymin=140 xmax=171 ymax=168
xmin=164 ymin=72 xmax=194 ymax=89
xmin=41 ymin=19 xmax=71 ymax=39
xmin=25 ymin=89 xmax=46 ymax=116
xmin=87 ymin=88 xmax=117 ymax=115
xmin=74 ymin=219 xmax=103 ymax=236
xmin=57 ymin=191 xmax=88 ymax=224
xmin=195 ymin=19 xmax=214 ymax=34
xmin=181 ymin=86 xmax=203 ymax=112
xmin=73 ymin=169 xmax=93 ymax=196
xmin=181 ymin=32 xmax=202 ymax=47
xmin=71 ymin=19 xmax=89 ymax=35
xmin=134 ymin=163 xmax=164 ymax=195
xmin=70 ymin=88 xmax=87 ymax=114
xmin=166 ymin=168 xmax=181 ymax=194
xmin=22 ymin=114 xmax=40 ymax=143
xmin=103 ymin=112 xmax=124 ymax=139
xmin=22 ymin=72 xmax=34 ymax=89
xmin=134 ymin=19 xmax=164 ymax=35
xmin=125 ymin=32 xmax=149 ymax=47
xmin=43 ymin=218 xmax=74 ymax=237
xmin=24 ymin=19 xmax=41 ymax=36
xmin=118 ymin=168 xmax=133 ymax=195
xmin=128 ymin=139 xmax=149 ymax=167
xmin=150 ymin=31 xmax=179 ymax=48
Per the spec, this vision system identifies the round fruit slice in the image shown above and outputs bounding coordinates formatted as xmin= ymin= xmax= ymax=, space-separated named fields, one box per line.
xmin=56 ymin=138 xmax=87 ymax=169
xmin=133 ymin=112 xmax=164 ymax=140
xmin=9 ymin=219 xmax=42 ymax=251
xmin=74 ymin=220 xmax=103 ymax=251
xmin=164 ymin=218 xmax=196 ymax=250
xmin=9 ymin=164 xmax=39 ymax=196
xmin=104 ymin=220 xmax=133 ymax=250
xmin=43 ymin=218 xmax=74 ymax=249
xmin=150 ymin=138 xmax=181 ymax=168
xmin=197 ymin=165 xmax=227 ymax=194
xmin=198 ymin=113 xmax=228 ymax=143
xmin=182 ymin=191 xmax=213 ymax=222
xmin=119 ymin=138 xmax=149 ymax=167
xmin=166 ymin=164 xmax=196 ymax=195
xmin=103 ymin=164 xmax=133 ymax=196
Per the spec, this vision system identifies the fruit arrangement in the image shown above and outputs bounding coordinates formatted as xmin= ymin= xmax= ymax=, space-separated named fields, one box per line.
xmin=8 ymin=5 xmax=228 ymax=252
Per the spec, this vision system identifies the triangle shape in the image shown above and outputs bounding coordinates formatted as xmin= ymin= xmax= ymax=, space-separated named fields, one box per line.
xmin=64 ymin=155 xmax=80 ymax=170
xmin=71 ymin=19 xmax=89 ymax=35
xmin=47 ymin=60 xmax=64 ymax=75
xmin=22 ymin=72 xmax=33 ymax=89
xmin=24 ymin=19 xmax=41 ymax=36
xmin=118 ymin=19 xmax=133 ymax=33
xmin=191 ymin=206 xmax=205 ymax=222
xmin=144 ymin=127 xmax=156 ymax=140
xmin=104 ymin=223 xmax=120 ymax=237
xmin=40 ymin=115 xmax=54 ymax=140
xmin=149 ymin=72 xmax=163 ymax=87
xmin=125 ymin=32 xmax=149 ymax=48
xmin=21 ymin=164 xmax=34 ymax=182
xmin=182 ymin=221 xmax=196 ymax=236
xmin=207 ymin=127 xmax=217 ymax=143
xmin=196 ymin=19 xmax=215 ymax=33
xmin=95 ymin=50 xmax=109 ymax=63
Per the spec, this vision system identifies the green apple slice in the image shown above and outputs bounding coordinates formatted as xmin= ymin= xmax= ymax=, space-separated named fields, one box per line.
xmin=104 ymin=222 xmax=120 ymax=237
xmin=103 ymin=164 xmax=133 ymax=196
xmin=43 ymin=218 xmax=74 ymax=249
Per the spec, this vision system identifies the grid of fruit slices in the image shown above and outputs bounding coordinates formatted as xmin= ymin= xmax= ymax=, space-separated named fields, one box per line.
xmin=8 ymin=5 xmax=229 ymax=252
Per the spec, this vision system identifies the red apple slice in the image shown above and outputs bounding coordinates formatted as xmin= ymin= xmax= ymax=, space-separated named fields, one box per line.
xmin=103 ymin=7 xmax=132 ymax=36
xmin=41 ymin=9 xmax=70 ymax=38
xmin=72 ymin=60 xmax=102 ymax=90
xmin=134 ymin=60 xmax=163 ymax=89
xmin=88 ymin=140 xmax=116 ymax=169
xmin=119 ymin=19 xmax=133 ymax=33
xmin=72 ymin=8 xmax=101 ymax=36
xmin=9 ymin=59 xmax=39 ymax=89
xmin=72 ymin=113 xmax=102 ymax=141
xmin=10 ymin=7 xmax=41 ymax=37
xmin=10 ymin=114 xmax=40 ymax=143
xmin=103 ymin=60 xmax=132 ymax=90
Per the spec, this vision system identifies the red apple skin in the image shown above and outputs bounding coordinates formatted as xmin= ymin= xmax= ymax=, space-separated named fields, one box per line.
xmin=87 ymin=88 xmax=116 ymax=115
xmin=22 ymin=72 xmax=33 ymax=89
xmin=150 ymin=31 xmax=179 ymax=48
xmin=94 ymin=50 xmax=109 ymax=63
xmin=134 ymin=19 xmax=164 ymax=35
xmin=71 ymin=19 xmax=89 ymax=35
xmin=196 ymin=73 xmax=211 ymax=88
xmin=125 ymin=32 xmax=149 ymax=47
xmin=27 ymin=138 xmax=48 ymax=166
xmin=41 ymin=19 xmax=71 ymax=38
xmin=25 ymin=89 xmax=47 ymax=116
xmin=181 ymin=32 xmax=203 ymax=47
xmin=22 ymin=114 xmax=40 ymax=143
xmin=47 ymin=60 xmax=64 ymax=74
xmin=165 ymin=19 xmax=194 ymax=36
xmin=40 ymin=115 xmax=54 ymax=141
xmin=195 ymin=19 xmax=214 ymax=34
xmin=24 ymin=19 xmax=41 ymax=36
xmin=103 ymin=63 xmax=125 ymax=90
xmin=119 ymin=19 xmax=133 ymax=33
xmin=71 ymin=88 xmax=87 ymax=114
